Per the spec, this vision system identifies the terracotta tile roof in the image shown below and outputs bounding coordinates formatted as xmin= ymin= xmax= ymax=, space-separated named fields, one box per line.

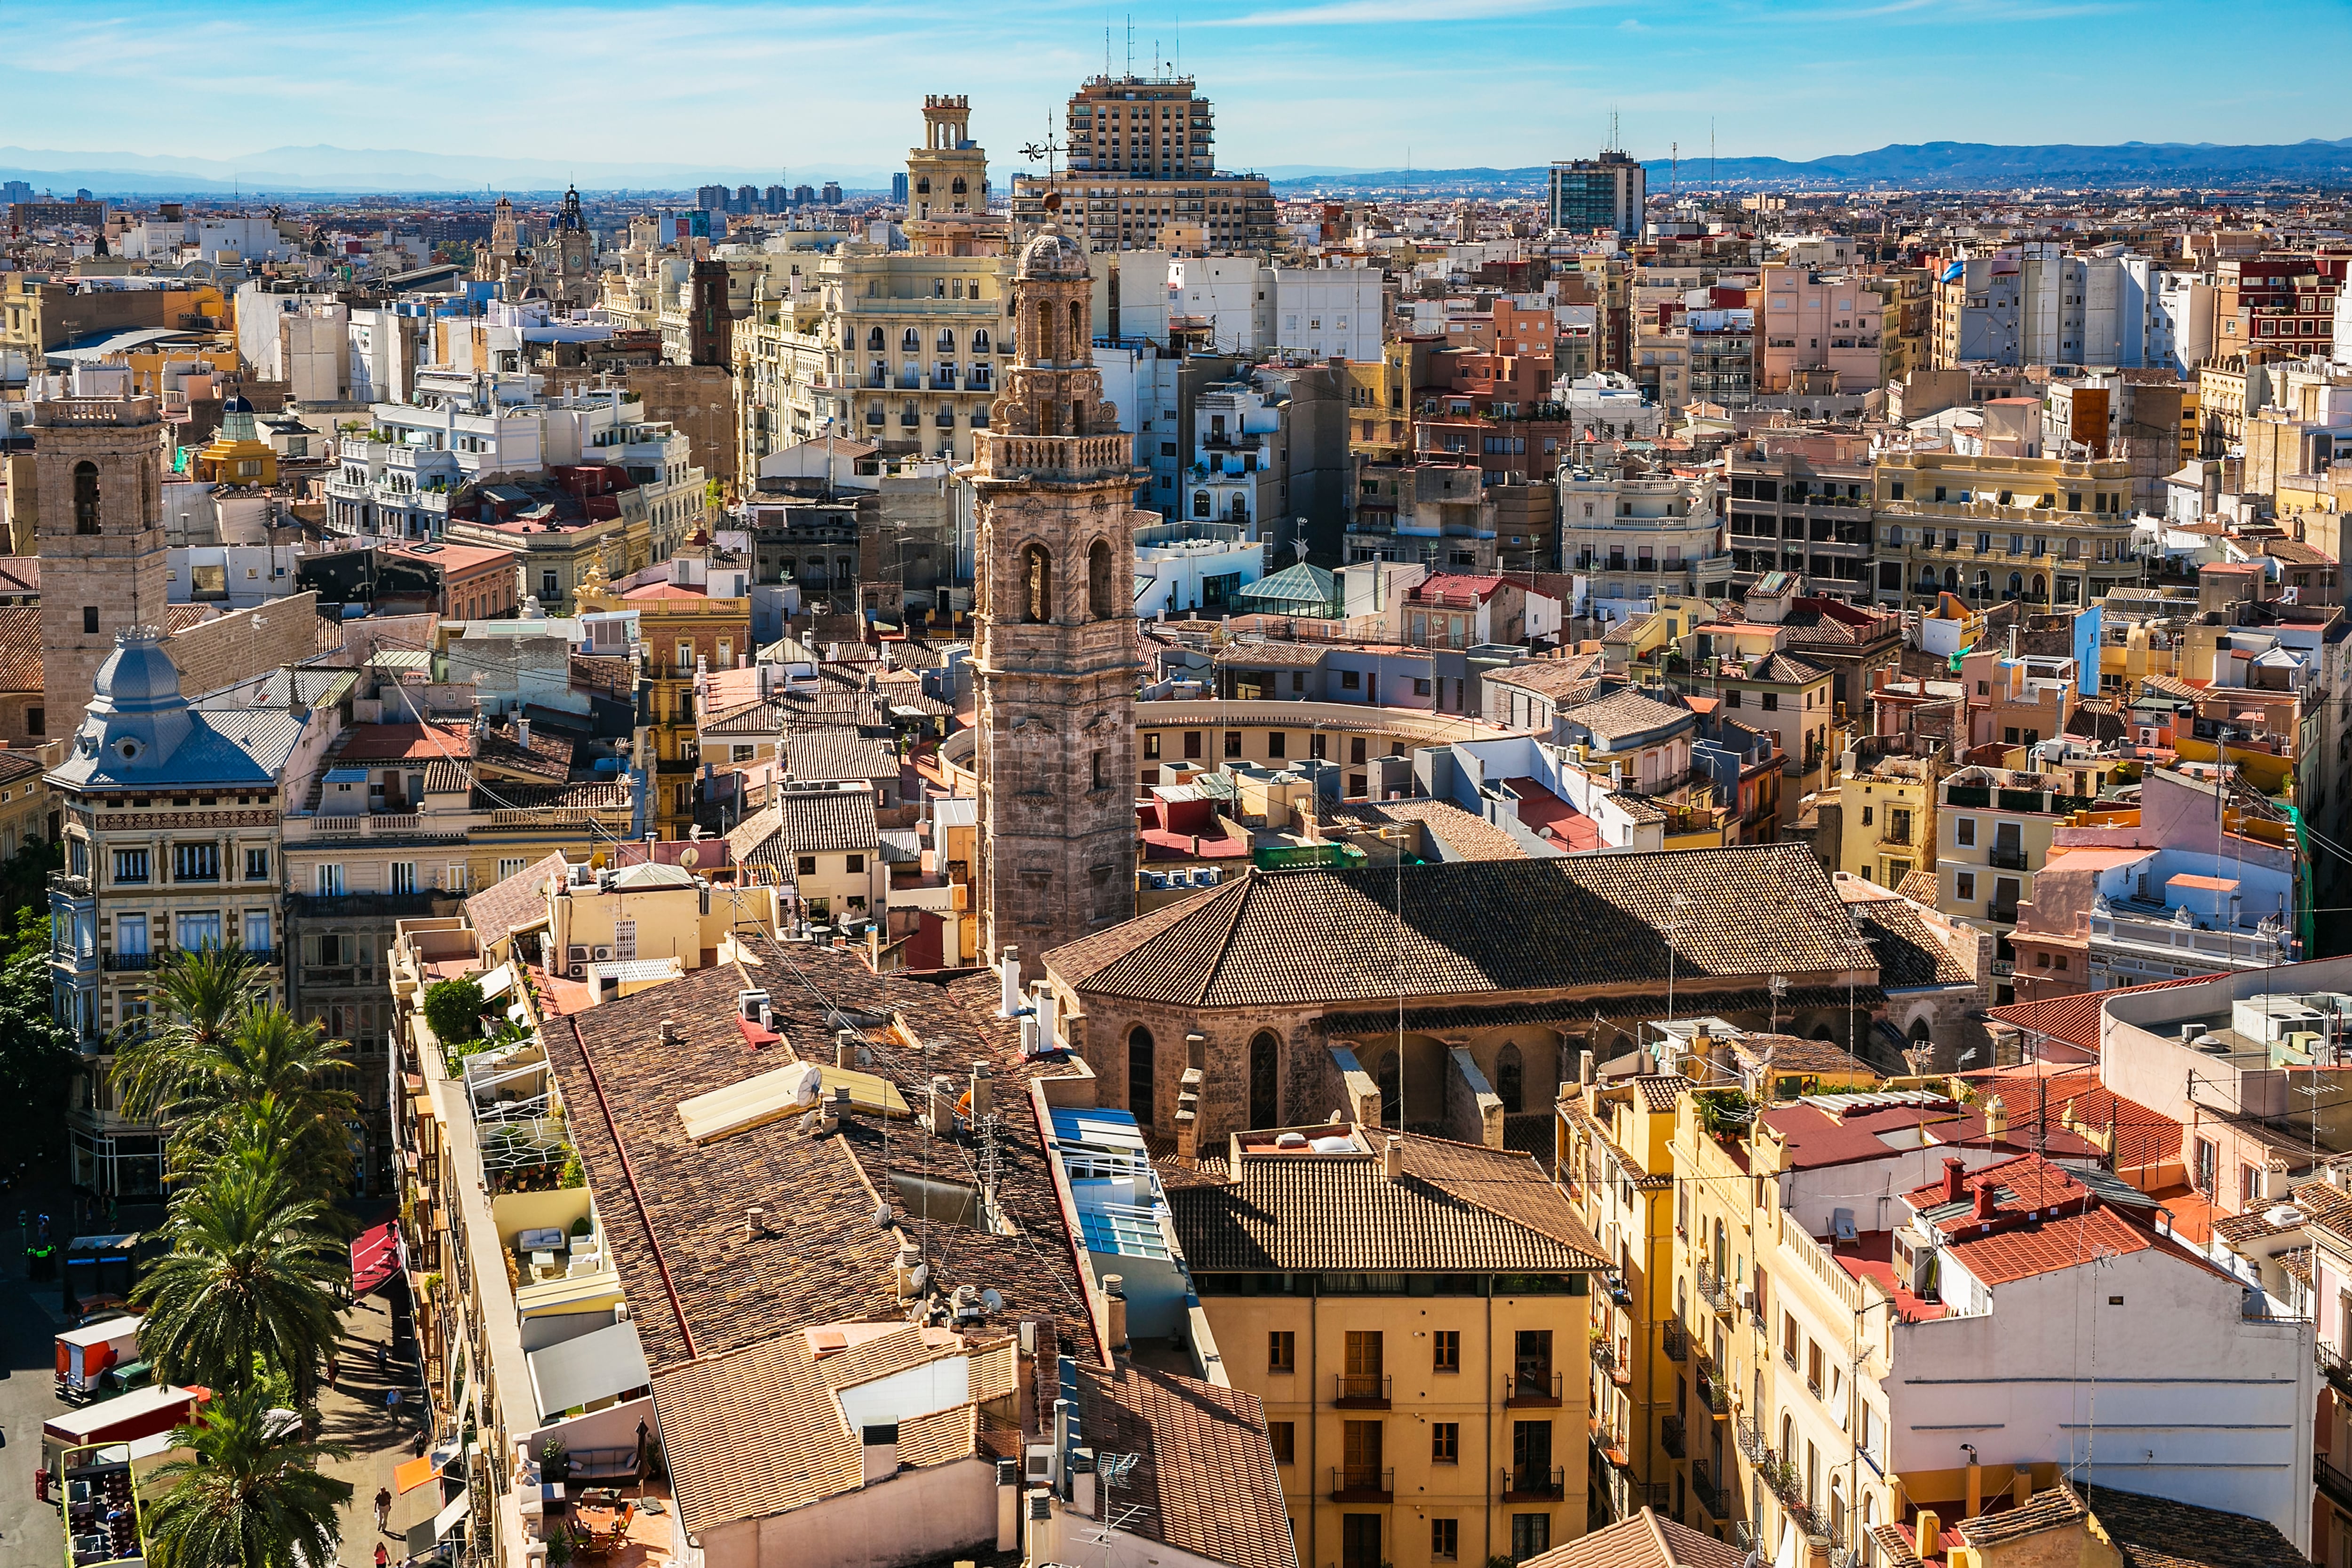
xmin=727 ymin=789 xmax=881 ymax=866
xmin=2078 ymin=1483 xmax=2316 ymax=1568
xmin=1557 ymin=686 xmax=1695 ymax=745
xmin=1046 ymin=844 xmax=1877 ymax=1011
xmin=1983 ymin=974 xmax=2214 ymax=1055
xmin=1847 ymin=895 xmax=1978 ymax=988
xmin=461 ymin=851 xmax=570 ymax=948
xmin=1322 ymin=797 xmax=1528 ymax=862
xmin=1214 ymin=641 xmax=1331 ymax=669
xmin=780 ymin=727 xmax=899 ymax=784
xmin=1522 ymin=1507 xmax=1747 ymax=1568
xmin=544 ymin=939 xmax=1093 ymax=1375
xmin=1958 ymin=1485 xmax=2087 ymax=1547
xmin=468 ymin=779 xmax=631 ymax=814
xmin=1732 ymin=1035 xmax=1880 ymax=1081
xmin=165 ymin=603 xmax=212 ymax=632
xmin=1487 ymin=655 xmax=1605 ymax=702
xmin=649 ymin=1324 xmax=1013 ymax=1534
xmin=476 ymin=720 xmax=574 ymax=782
xmin=1895 ymin=868 xmax=1939 ymax=905
xmin=1959 ymin=1065 xmax=2181 ymax=1173
xmin=0 ymin=748 xmax=45 ymax=787
xmin=329 ymin=722 xmax=472 ymax=762
xmin=1167 ymin=1130 xmax=1605 ymax=1274
xmin=0 ymin=606 xmax=40 ymax=693
xmin=1632 ymin=1074 xmax=1687 ymax=1113
xmin=1074 ymin=1363 xmax=1297 ymax=1568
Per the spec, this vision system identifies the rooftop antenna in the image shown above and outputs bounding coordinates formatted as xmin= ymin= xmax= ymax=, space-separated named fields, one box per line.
xmin=1125 ymin=14 xmax=1134 ymax=77
xmin=1671 ymin=140 xmax=1678 ymax=199
xmin=1105 ymin=23 xmax=1113 ymax=78
xmin=1711 ymin=118 xmax=1716 ymax=187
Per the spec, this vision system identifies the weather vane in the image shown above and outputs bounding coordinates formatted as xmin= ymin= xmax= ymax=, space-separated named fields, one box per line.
xmin=1020 ymin=115 xmax=1064 ymax=179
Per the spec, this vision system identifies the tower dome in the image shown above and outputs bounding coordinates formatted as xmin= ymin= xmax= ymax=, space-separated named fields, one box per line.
xmin=1017 ymin=222 xmax=1089 ymax=282
xmin=69 ymin=627 xmax=195 ymax=773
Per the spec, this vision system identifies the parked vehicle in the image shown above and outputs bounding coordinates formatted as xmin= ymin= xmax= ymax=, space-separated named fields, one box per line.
xmin=54 ymin=1315 xmax=142 ymax=1403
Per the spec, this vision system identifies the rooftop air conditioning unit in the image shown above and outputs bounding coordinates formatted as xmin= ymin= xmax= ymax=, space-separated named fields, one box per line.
xmin=568 ymin=945 xmax=590 ymax=964
xmin=567 ymin=963 xmax=586 ymax=980
xmin=592 ymin=946 xmax=613 ymax=962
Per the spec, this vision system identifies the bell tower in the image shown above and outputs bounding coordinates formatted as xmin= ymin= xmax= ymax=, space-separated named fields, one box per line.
xmin=35 ymin=394 xmax=168 ymax=735
xmin=970 ymin=216 xmax=1145 ymax=981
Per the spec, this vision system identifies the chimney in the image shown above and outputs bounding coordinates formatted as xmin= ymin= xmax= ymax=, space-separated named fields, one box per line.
xmin=1806 ymin=1536 xmax=1831 ymax=1568
xmin=1175 ymin=1106 xmax=1199 ymax=1164
xmin=745 ymin=1205 xmax=766 ymax=1237
xmin=969 ymin=1061 xmax=993 ymax=1122
xmin=1383 ymin=1135 xmax=1404 ymax=1181
xmin=1031 ymin=981 xmax=1058 ymax=1048
xmin=1579 ymin=1048 xmax=1596 ymax=1086
xmin=999 ymin=947 xmax=1022 ymax=1017
xmin=995 ymin=1459 xmax=1021 ymax=1552
xmin=1971 ymin=1179 xmax=1997 ymax=1223
xmin=859 ymin=1424 xmax=900 ymax=1486
xmin=1941 ymin=1156 xmax=1965 ymax=1204
xmin=516 ymin=715 xmax=532 ymax=751
xmin=1915 ymin=1508 xmax=1942 ymax=1561
xmin=836 ymin=1028 xmax=858 ymax=1068
xmin=1103 ymin=1273 xmax=1129 ymax=1354
xmin=1983 ymin=1094 xmax=2008 ymax=1141
xmin=930 ymin=1075 xmax=958 ymax=1135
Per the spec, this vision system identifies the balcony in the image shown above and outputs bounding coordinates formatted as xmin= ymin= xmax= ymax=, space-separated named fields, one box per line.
xmin=285 ymin=812 xmax=429 ymax=842
xmin=1986 ymin=903 xmax=2018 ymax=925
xmin=1663 ymin=1319 xmax=1690 ymax=1363
xmin=1988 ymin=845 xmax=2030 ymax=871
xmin=286 ymin=891 xmax=457 ymax=920
xmin=1505 ymin=1370 xmax=1562 ymax=1408
xmin=2318 ymin=1340 xmax=2352 ymax=1401
xmin=1694 ymin=1359 xmax=1730 ymax=1418
xmin=1589 ymin=1340 xmax=1619 ymax=1377
xmin=1329 ymin=1466 xmax=1393 ymax=1503
xmin=2320 ymin=1455 xmax=2352 ymax=1513
xmin=1661 ymin=1415 xmax=1685 ymax=1460
xmin=1334 ymin=1373 xmax=1391 ymax=1409
xmin=1695 ymin=1260 xmax=1735 ymax=1317
xmin=1500 ymin=1465 xmax=1565 ymax=1502
xmin=1691 ymin=1465 xmax=1728 ymax=1520
xmin=103 ymin=952 xmax=157 ymax=972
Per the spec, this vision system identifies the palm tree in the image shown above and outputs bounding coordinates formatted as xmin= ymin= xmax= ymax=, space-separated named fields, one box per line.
xmin=141 ymin=1380 xmax=353 ymax=1568
xmin=111 ymin=943 xmax=267 ymax=1129
xmin=155 ymin=1007 xmax=358 ymax=1203
xmin=132 ymin=1155 xmax=345 ymax=1407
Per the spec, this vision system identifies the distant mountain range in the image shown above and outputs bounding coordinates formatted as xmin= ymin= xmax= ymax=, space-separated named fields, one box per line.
xmin=0 ymin=143 xmax=895 ymax=197
xmin=6 ymin=134 xmax=2351 ymax=199
xmin=1266 ymin=137 xmax=2352 ymax=193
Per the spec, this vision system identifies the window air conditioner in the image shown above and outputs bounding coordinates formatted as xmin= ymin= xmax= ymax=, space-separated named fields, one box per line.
xmin=1738 ymin=1285 xmax=1756 ymax=1312
xmin=592 ymin=946 xmax=612 ymax=962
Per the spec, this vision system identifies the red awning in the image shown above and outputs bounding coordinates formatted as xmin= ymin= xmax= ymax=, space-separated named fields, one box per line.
xmin=351 ymin=1222 xmax=402 ymax=1296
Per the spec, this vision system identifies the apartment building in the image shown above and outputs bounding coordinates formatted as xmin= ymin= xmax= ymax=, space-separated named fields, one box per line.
xmin=48 ymin=628 xmax=320 ymax=1202
xmin=1933 ymin=764 xmax=2094 ymax=967
xmin=1872 ymin=451 xmax=2141 ymax=611
xmin=1549 ymin=151 xmax=1645 ymax=237
xmin=1556 ymin=1067 xmax=1685 ymax=1529
xmin=579 ymin=549 xmax=751 ymax=840
xmin=1723 ymin=432 xmax=1875 ymax=602
xmin=1559 ymin=466 xmax=1730 ymax=607
xmin=1173 ymin=1125 xmax=1602 ymax=1568
xmin=1757 ymin=264 xmax=1886 ymax=394
xmin=1348 ymin=462 xmax=1498 ymax=573
xmin=1011 ymin=74 xmax=1275 ymax=251
xmin=1835 ymin=754 xmax=1935 ymax=893
xmin=1416 ymin=349 xmax=1571 ymax=485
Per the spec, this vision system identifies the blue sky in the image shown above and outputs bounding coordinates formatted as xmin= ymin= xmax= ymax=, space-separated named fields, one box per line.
xmin=5 ymin=0 xmax=2348 ymax=178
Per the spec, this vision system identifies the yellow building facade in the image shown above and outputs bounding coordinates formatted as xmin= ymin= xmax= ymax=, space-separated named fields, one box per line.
xmin=1836 ymin=759 xmax=1934 ymax=892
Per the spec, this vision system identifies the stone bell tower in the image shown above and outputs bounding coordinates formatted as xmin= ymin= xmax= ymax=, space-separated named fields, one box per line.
xmin=35 ymin=394 xmax=168 ymax=736
xmin=970 ymin=215 xmax=1147 ymax=981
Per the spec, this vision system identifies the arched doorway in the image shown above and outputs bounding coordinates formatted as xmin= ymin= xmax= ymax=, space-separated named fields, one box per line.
xmin=1128 ymin=1027 xmax=1155 ymax=1128
xmin=1249 ymin=1031 xmax=1279 ymax=1129
xmin=1494 ymin=1042 xmax=1524 ymax=1114
xmin=1371 ymin=1050 xmax=1402 ymax=1127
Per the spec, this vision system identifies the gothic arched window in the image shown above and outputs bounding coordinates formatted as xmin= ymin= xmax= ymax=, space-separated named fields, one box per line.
xmin=1088 ymin=538 xmax=1114 ymax=621
xmin=73 ymin=461 xmax=101 ymax=535
xmin=1022 ymin=543 xmax=1052 ymax=624
xmin=1128 ymin=1026 xmax=1155 ymax=1126
xmin=1495 ymin=1042 xmax=1524 ymax=1114
xmin=1250 ymin=1031 xmax=1279 ymax=1129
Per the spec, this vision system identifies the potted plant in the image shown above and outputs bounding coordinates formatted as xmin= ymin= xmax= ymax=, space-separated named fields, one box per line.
xmin=542 ymin=1438 xmax=572 ymax=1486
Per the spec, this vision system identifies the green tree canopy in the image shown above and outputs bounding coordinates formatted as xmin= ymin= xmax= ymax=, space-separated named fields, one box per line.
xmin=141 ymin=1381 xmax=353 ymax=1568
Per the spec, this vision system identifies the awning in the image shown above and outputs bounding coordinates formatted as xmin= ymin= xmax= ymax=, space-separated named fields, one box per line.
xmin=394 ymin=1454 xmax=439 ymax=1496
xmin=525 ymin=1320 xmax=650 ymax=1422
xmin=350 ymin=1222 xmax=402 ymax=1296
xmin=433 ymin=1488 xmax=471 ymax=1539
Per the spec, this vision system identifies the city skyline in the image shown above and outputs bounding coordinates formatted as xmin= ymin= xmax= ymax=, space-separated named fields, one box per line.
xmin=8 ymin=0 xmax=2351 ymax=183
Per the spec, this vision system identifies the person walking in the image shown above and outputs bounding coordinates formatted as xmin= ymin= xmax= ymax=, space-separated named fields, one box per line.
xmin=375 ymin=1485 xmax=392 ymax=1534
xmin=375 ymin=1542 xmax=391 ymax=1568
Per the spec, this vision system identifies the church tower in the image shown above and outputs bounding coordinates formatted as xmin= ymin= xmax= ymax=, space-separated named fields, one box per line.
xmin=907 ymin=96 xmax=990 ymax=230
xmin=554 ymin=185 xmax=594 ymax=307
xmin=971 ymin=216 xmax=1145 ymax=981
xmin=35 ymin=394 xmax=168 ymax=735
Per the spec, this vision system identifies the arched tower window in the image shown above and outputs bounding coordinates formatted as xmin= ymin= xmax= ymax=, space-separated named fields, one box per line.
xmin=1128 ymin=1027 xmax=1155 ymax=1127
xmin=1021 ymin=543 xmax=1052 ymax=624
xmin=1249 ymin=1030 xmax=1279 ymax=1129
xmin=951 ymin=176 xmax=968 ymax=195
xmin=916 ymin=176 xmax=931 ymax=194
xmin=1088 ymin=538 xmax=1114 ymax=621
xmin=1495 ymin=1042 xmax=1524 ymax=1114
xmin=1069 ymin=300 xmax=1087 ymax=364
xmin=73 ymin=461 xmax=101 ymax=535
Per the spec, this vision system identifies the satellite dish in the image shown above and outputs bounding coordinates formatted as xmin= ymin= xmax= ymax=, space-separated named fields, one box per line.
xmin=981 ymin=1289 xmax=1005 ymax=1312
xmin=679 ymin=845 xmax=700 ymax=868
xmin=874 ymin=1202 xmax=892 ymax=1229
